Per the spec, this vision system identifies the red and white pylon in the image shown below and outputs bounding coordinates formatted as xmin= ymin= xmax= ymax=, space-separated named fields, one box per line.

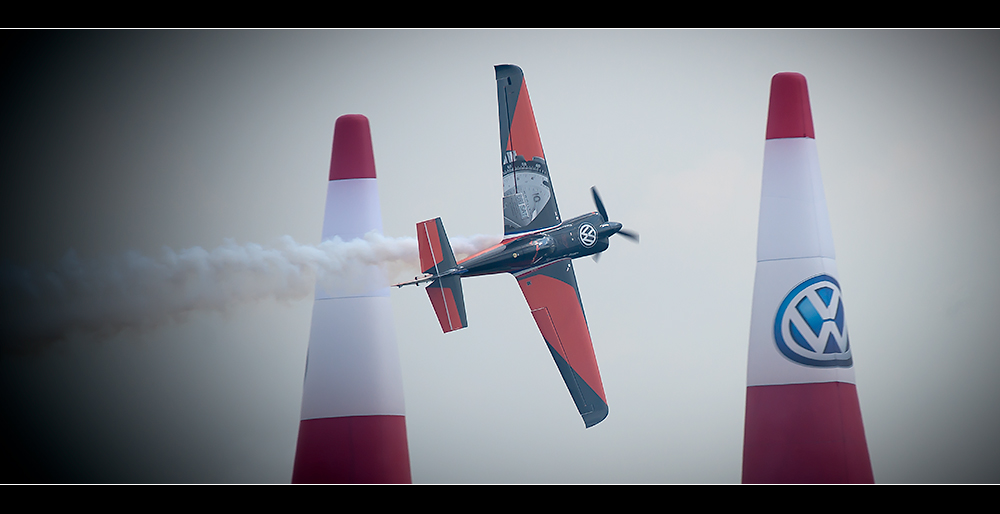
xmin=291 ymin=114 xmax=411 ymax=484
xmin=742 ymin=73 xmax=874 ymax=484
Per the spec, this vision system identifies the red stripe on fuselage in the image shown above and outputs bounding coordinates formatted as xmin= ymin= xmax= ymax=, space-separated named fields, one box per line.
xmin=458 ymin=242 xmax=505 ymax=265
xmin=457 ymin=233 xmax=532 ymax=266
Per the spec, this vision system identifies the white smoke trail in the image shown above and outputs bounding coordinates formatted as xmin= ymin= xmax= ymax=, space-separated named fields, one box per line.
xmin=0 ymin=233 xmax=500 ymax=347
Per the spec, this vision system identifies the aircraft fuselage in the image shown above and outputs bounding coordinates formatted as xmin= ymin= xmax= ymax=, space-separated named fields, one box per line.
xmin=454 ymin=212 xmax=622 ymax=278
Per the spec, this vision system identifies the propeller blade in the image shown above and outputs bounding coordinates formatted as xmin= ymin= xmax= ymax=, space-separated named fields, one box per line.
xmin=591 ymin=186 xmax=608 ymax=223
xmin=618 ymin=229 xmax=640 ymax=243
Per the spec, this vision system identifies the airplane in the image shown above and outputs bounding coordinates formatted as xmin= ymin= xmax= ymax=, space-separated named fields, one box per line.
xmin=394 ymin=64 xmax=637 ymax=428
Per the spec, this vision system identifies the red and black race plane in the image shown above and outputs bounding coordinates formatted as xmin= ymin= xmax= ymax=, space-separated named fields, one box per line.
xmin=395 ymin=65 xmax=637 ymax=428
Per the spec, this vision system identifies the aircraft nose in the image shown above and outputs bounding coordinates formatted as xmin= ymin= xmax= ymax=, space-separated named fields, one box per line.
xmin=599 ymin=221 xmax=622 ymax=237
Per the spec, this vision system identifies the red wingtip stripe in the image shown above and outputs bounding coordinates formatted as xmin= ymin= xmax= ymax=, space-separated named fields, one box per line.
xmin=329 ymin=114 xmax=378 ymax=181
xmin=765 ymin=73 xmax=815 ymax=140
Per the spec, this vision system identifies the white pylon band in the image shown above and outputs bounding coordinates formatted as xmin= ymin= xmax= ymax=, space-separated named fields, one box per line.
xmin=300 ymin=296 xmax=406 ymax=419
xmin=300 ymin=177 xmax=405 ymax=419
xmin=315 ymin=178 xmax=390 ymax=300
xmin=757 ymin=138 xmax=836 ymax=262
xmin=748 ymin=137 xmax=854 ymax=387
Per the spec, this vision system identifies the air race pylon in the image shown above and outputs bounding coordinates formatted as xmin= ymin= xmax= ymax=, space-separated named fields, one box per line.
xmin=291 ymin=115 xmax=411 ymax=484
xmin=742 ymin=73 xmax=874 ymax=484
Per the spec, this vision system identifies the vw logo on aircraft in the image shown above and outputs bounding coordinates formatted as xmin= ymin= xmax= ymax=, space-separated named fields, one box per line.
xmin=773 ymin=274 xmax=852 ymax=368
xmin=579 ymin=223 xmax=598 ymax=247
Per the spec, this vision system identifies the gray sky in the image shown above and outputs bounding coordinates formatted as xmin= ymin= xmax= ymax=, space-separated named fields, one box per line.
xmin=1 ymin=30 xmax=998 ymax=483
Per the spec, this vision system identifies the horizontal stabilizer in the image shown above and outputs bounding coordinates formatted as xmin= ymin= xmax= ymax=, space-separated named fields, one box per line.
xmin=426 ymin=275 xmax=467 ymax=333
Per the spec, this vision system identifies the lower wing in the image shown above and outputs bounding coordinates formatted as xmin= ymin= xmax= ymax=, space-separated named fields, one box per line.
xmin=515 ymin=259 xmax=608 ymax=427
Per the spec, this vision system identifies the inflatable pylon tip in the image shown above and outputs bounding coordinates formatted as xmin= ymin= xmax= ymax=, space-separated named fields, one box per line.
xmin=766 ymin=72 xmax=815 ymax=140
xmin=330 ymin=114 xmax=377 ymax=181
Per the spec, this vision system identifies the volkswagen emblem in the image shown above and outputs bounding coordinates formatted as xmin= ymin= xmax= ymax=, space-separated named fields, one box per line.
xmin=579 ymin=223 xmax=598 ymax=247
xmin=773 ymin=274 xmax=852 ymax=368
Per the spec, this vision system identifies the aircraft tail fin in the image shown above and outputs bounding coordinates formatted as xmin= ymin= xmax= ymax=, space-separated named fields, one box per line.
xmin=416 ymin=218 xmax=468 ymax=333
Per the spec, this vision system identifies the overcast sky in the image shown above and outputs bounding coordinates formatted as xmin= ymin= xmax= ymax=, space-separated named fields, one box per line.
xmin=1 ymin=30 xmax=998 ymax=483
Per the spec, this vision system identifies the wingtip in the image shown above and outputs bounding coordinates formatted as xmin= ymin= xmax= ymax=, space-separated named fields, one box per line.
xmin=494 ymin=64 xmax=524 ymax=81
xmin=583 ymin=402 xmax=609 ymax=428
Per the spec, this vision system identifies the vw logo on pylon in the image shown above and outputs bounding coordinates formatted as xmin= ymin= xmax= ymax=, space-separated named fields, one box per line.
xmin=773 ymin=274 xmax=852 ymax=368
xmin=579 ymin=223 xmax=598 ymax=247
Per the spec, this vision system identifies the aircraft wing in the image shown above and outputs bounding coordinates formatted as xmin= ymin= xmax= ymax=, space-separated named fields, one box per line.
xmin=496 ymin=64 xmax=562 ymax=237
xmin=515 ymin=258 xmax=608 ymax=427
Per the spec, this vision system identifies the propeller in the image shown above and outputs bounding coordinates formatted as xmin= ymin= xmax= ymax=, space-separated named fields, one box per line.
xmin=591 ymin=186 xmax=639 ymax=243
xmin=590 ymin=186 xmax=638 ymax=262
